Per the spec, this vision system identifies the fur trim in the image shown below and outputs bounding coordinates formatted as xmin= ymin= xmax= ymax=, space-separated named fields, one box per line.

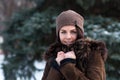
xmin=43 ymin=38 xmax=107 ymax=62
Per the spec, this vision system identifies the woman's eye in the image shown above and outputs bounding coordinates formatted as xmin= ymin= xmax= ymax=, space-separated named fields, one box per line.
xmin=71 ymin=31 xmax=77 ymax=34
xmin=61 ymin=31 xmax=66 ymax=34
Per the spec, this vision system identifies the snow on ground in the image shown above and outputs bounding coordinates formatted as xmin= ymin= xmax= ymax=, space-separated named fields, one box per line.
xmin=0 ymin=54 xmax=4 ymax=80
xmin=34 ymin=60 xmax=46 ymax=80
xmin=0 ymin=54 xmax=46 ymax=80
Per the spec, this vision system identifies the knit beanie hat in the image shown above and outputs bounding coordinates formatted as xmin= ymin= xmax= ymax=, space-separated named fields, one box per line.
xmin=56 ymin=10 xmax=84 ymax=37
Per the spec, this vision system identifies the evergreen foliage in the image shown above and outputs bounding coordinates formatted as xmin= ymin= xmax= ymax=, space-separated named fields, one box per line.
xmin=1 ymin=0 xmax=120 ymax=80
xmin=2 ymin=8 xmax=58 ymax=80
xmin=2 ymin=11 xmax=120 ymax=80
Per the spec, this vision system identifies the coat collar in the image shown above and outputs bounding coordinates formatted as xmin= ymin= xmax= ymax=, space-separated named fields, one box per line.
xmin=43 ymin=38 xmax=107 ymax=62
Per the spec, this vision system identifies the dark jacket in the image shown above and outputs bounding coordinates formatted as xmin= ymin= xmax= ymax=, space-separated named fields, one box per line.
xmin=42 ymin=38 xmax=107 ymax=80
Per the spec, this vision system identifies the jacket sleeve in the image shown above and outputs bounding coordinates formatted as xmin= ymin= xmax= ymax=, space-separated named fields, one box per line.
xmin=86 ymin=50 xmax=106 ymax=80
xmin=59 ymin=51 xmax=106 ymax=80
xmin=42 ymin=59 xmax=63 ymax=80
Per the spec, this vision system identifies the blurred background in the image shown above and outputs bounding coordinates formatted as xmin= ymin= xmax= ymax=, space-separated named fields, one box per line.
xmin=0 ymin=0 xmax=120 ymax=80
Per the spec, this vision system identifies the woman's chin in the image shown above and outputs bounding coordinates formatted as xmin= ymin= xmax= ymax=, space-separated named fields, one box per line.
xmin=65 ymin=43 xmax=72 ymax=46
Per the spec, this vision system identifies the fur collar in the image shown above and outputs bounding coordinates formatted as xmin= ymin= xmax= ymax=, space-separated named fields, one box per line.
xmin=43 ymin=38 xmax=107 ymax=62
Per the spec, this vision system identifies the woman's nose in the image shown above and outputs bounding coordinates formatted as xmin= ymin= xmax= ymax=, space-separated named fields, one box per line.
xmin=66 ymin=33 xmax=71 ymax=39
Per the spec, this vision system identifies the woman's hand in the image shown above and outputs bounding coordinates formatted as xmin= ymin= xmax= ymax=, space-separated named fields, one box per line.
xmin=65 ymin=51 xmax=76 ymax=59
xmin=56 ymin=51 xmax=65 ymax=65
xmin=56 ymin=51 xmax=76 ymax=65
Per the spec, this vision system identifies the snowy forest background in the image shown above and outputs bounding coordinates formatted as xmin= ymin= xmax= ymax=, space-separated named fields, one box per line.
xmin=0 ymin=0 xmax=120 ymax=80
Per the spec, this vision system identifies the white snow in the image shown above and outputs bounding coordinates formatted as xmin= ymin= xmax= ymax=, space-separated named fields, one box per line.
xmin=0 ymin=54 xmax=45 ymax=80
xmin=0 ymin=54 xmax=4 ymax=80
xmin=34 ymin=60 xmax=46 ymax=80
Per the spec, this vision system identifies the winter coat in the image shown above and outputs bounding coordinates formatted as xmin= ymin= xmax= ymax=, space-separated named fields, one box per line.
xmin=42 ymin=38 xmax=108 ymax=80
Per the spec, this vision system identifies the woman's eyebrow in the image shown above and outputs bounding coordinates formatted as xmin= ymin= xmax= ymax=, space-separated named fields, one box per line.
xmin=60 ymin=29 xmax=66 ymax=31
xmin=71 ymin=29 xmax=77 ymax=31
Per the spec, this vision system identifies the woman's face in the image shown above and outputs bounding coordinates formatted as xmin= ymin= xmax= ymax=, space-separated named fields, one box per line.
xmin=59 ymin=25 xmax=77 ymax=46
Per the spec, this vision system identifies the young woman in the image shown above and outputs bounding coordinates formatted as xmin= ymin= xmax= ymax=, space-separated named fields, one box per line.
xmin=42 ymin=10 xmax=107 ymax=80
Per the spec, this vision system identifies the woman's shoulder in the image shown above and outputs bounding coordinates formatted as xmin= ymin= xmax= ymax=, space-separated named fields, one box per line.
xmin=75 ymin=37 xmax=106 ymax=49
xmin=86 ymin=37 xmax=106 ymax=48
xmin=86 ymin=37 xmax=108 ymax=62
xmin=74 ymin=37 xmax=108 ymax=61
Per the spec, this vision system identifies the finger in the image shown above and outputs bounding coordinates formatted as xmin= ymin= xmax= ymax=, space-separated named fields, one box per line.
xmin=58 ymin=52 xmax=64 ymax=56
